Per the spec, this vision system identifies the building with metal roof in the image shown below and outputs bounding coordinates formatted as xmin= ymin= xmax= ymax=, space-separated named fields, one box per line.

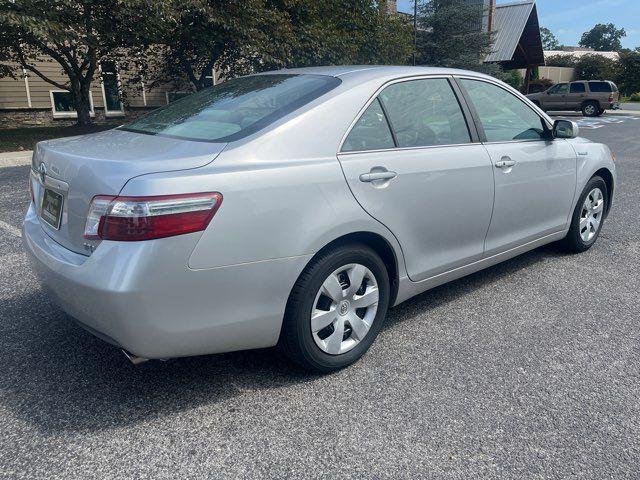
xmin=484 ymin=0 xmax=544 ymax=91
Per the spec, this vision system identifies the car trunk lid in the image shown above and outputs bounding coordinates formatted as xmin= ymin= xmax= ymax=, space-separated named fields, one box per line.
xmin=31 ymin=128 xmax=226 ymax=255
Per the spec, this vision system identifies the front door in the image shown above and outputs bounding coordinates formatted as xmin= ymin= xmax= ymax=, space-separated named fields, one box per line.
xmin=543 ymin=82 xmax=569 ymax=110
xmin=459 ymin=78 xmax=577 ymax=255
xmin=338 ymin=77 xmax=494 ymax=281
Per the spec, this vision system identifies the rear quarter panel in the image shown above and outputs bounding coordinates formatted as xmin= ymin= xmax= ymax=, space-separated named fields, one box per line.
xmin=118 ymin=79 xmax=407 ymax=274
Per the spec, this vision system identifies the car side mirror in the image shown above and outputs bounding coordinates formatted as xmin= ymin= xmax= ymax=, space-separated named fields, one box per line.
xmin=553 ymin=119 xmax=579 ymax=139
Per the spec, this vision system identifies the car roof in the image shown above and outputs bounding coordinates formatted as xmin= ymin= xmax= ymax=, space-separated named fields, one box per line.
xmin=258 ymin=65 xmax=498 ymax=83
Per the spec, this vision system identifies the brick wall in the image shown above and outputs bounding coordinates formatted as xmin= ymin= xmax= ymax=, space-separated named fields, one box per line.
xmin=0 ymin=107 xmax=155 ymax=129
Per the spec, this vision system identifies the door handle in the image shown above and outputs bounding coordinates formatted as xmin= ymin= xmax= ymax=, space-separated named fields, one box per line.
xmin=494 ymin=158 xmax=516 ymax=168
xmin=359 ymin=170 xmax=397 ymax=182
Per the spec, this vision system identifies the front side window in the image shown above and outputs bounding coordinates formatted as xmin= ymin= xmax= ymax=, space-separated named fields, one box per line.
xmin=570 ymin=83 xmax=586 ymax=93
xmin=548 ymin=83 xmax=568 ymax=94
xmin=122 ymin=74 xmax=341 ymax=142
xmin=379 ymin=78 xmax=471 ymax=148
xmin=342 ymin=99 xmax=395 ymax=152
xmin=461 ymin=79 xmax=547 ymax=142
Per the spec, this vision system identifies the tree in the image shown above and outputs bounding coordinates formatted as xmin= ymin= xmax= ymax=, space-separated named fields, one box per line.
xmin=540 ymin=27 xmax=560 ymax=50
xmin=579 ymin=23 xmax=626 ymax=52
xmin=281 ymin=0 xmax=413 ymax=68
xmin=617 ymin=48 xmax=640 ymax=95
xmin=545 ymin=54 xmax=576 ymax=68
xmin=573 ymin=54 xmax=620 ymax=81
xmin=139 ymin=0 xmax=296 ymax=93
xmin=142 ymin=0 xmax=414 ymax=92
xmin=0 ymin=0 xmax=152 ymax=125
xmin=415 ymin=0 xmax=494 ymax=69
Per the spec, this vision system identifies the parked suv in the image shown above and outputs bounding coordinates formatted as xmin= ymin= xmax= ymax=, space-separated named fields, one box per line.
xmin=527 ymin=80 xmax=620 ymax=116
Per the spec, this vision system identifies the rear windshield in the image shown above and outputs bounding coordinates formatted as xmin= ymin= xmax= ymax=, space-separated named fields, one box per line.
xmin=120 ymin=74 xmax=341 ymax=142
xmin=588 ymin=81 xmax=613 ymax=93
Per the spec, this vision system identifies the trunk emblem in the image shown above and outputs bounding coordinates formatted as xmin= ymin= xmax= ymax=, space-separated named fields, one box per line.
xmin=38 ymin=162 xmax=47 ymax=183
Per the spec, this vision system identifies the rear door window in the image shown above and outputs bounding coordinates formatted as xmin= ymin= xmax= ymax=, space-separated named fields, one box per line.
xmin=378 ymin=78 xmax=471 ymax=148
xmin=342 ymin=99 xmax=395 ymax=152
xmin=588 ymin=81 xmax=612 ymax=93
xmin=570 ymin=83 xmax=586 ymax=93
xmin=120 ymin=74 xmax=341 ymax=142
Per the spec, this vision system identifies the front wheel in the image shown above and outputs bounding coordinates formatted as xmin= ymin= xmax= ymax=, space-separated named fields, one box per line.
xmin=560 ymin=176 xmax=608 ymax=253
xmin=280 ymin=243 xmax=390 ymax=372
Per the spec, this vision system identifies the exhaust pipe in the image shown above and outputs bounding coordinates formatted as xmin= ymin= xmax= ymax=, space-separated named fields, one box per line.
xmin=122 ymin=349 xmax=150 ymax=365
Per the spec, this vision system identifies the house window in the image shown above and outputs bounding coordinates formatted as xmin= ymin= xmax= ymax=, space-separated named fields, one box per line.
xmin=101 ymin=61 xmax=124 ymax=116
xmin=166 ymin=91 xmax=192 ymax=104
xmin=49 ymin=90 xmax=95 ymax=118
xmin=203 ymin=69 xmax=216 ymax=88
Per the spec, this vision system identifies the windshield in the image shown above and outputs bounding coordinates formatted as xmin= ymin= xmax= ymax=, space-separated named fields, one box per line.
xmin=120 ymin=74 xmax=341 ymax=142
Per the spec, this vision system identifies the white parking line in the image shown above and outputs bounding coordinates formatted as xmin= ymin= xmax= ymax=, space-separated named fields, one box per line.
xmin=0 ymin=220 xmax=22 ymax=238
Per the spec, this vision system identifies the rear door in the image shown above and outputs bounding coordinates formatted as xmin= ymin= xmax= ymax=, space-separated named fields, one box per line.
xmin=338 ymin=77 xmax=494 ymax=282
xmin=565 ymin=82 xmax=587 ymax=109
xmin=458 ymin=78 xmax=577 ymax=255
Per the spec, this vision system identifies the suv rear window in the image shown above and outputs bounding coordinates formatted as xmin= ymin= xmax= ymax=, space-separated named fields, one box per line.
xmin=121 ymin=74 xmax=341 ymax=142
xmin=588 ymin=81 xmax=613 ymax=93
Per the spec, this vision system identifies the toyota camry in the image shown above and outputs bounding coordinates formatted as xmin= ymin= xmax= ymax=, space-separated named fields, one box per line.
xmin=23 ymin=66 xmax=616 ymax=371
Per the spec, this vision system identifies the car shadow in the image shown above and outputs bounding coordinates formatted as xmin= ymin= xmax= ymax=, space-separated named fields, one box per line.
xmin=0 ymin=244 xmax=563 ymax=434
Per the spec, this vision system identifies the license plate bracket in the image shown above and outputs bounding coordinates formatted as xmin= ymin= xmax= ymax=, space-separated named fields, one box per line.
xmin=41 ymin=188 xmax=64 ymax=230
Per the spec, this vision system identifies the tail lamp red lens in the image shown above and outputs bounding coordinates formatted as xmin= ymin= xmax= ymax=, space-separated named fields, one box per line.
xmin=83 ymin=192 xmax=222 ymax=241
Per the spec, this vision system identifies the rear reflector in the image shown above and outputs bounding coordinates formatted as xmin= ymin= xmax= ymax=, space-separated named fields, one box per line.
xmin=84 ymin=192 xmax=222 ymax=241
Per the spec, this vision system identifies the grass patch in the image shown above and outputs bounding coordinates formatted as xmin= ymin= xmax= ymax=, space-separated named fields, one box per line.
xmin=0 ymin=123 xmax=121 ymax=153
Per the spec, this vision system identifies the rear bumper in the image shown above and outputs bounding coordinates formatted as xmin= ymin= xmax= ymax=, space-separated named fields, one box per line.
xmin=22 ymin=204 xmax=310 ymax=359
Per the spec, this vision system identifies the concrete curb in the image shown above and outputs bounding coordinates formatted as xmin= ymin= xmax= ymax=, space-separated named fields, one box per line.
xmin=0 ymin=151 xmax=32 ymax=168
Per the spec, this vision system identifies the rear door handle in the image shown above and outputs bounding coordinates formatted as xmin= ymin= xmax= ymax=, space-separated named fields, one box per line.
xmin=359 ymin=171 xmax=397 ymax=182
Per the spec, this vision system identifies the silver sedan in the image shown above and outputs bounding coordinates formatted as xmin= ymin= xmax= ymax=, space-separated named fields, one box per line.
xmin=23 ymin=66 xmax=616 ymax=371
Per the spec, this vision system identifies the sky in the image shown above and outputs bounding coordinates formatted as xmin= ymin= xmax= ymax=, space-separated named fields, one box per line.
xmin=397 ymin=0 xmax=640 ymax=49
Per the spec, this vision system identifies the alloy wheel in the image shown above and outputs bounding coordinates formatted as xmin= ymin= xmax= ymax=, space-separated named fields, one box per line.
xmin=580 ymin=187 xmax=604 ymax=242
xmin=311 ymin=263 xmax=379 ymax=355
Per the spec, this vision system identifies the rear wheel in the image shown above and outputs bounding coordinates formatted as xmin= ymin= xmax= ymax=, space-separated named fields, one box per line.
xmin=582 ymin=101 xmax=599 ymax=117
xmin=560 ymin=176 xmax=608 ymax=253
xmin=280 ymin=243 xmax=390 ymax=372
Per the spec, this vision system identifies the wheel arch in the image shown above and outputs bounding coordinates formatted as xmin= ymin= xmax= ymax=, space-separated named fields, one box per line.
xmin=303 ymin=231 xmax=400 ymax=307
xmin=593 ymin=167 xmax=614 ymax=216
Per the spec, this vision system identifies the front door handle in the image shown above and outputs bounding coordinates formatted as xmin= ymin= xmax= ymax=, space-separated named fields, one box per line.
xmin=494 ymin=158 xmax=516 ymax=169
xmin=359 ymin=170 xmax=397 ymax=182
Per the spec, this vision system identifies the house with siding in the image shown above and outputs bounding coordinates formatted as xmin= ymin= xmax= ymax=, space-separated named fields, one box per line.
xmin=0 ymin=58 xmax=217 ymax=128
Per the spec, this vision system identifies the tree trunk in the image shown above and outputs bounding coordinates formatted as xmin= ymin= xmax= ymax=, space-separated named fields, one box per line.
xmin=72 ymin=81 xmax=93 ymax=126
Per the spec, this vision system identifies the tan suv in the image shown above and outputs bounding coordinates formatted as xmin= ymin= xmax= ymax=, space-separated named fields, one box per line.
xmin=527 ymin=80 xmax=620 ymax=117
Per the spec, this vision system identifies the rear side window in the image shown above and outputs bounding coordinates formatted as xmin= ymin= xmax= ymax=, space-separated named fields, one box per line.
xmin=461 ymin=79 xmax=546 ymax=142
xmin=378 ymin=78 xmax=471 ymax=148
xmin=588 ymin=81 xmax=612 ymax=93
xmin=342 ymin=99 xmax=395 ymax=152
xmin=570 ymin=83 xmax=586 ymax=93
xmin=120 ymin=74 xmax=341 ymax=142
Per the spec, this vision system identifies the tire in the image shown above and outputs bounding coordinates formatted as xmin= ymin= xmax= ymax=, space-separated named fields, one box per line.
xmin=280 ymin=243 xmax=390 ymax=372
xmin=582 ymin=101 xmax=599 ymax=117
xmin=560 ymin=176 xmax=608 ymax=253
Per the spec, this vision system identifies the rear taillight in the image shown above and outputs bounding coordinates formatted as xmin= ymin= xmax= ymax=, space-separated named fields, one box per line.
xmin=83 ymin=192 xmax=222 ymax=241
xmin=608 ymin=93 xmax=614 ymax=102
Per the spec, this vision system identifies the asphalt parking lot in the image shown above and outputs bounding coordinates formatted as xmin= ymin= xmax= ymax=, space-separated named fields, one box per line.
xmin=1 ymin=115 xmax=639 ymax=479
